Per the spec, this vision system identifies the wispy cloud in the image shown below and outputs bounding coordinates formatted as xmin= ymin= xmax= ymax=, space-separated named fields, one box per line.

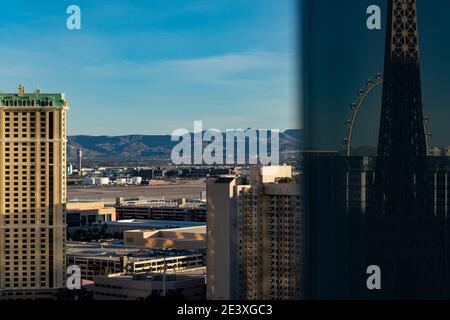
xmin=82 ymin=51 xmax=292 ymax=85
xmin=162 ymin=51 xmax=290 ymax=84
xmin=0 ymin=0 xmax=297 ymax=135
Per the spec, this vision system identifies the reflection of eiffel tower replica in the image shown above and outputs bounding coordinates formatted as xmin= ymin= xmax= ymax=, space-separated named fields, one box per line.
xmin=366 ymin=0 xmax=448 ymax=299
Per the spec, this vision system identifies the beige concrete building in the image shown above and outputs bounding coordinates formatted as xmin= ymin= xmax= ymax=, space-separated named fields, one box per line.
xmin=207 ymin=166 xmax=302 ymax=300
xmin=123 ymin=226 xmax=206 ymax=249
xmin=93 ymin=267 xmax=206 ymax=300
xmin=249 ymin=165 xmax=293 ymax=184
xmin=65 ymin=201 xmax=116 ymax=227
xmin=0 ymin=86 xmax=68 ymax=300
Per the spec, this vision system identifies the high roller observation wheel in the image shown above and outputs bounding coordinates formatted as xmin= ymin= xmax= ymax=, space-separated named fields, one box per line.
xmin=342 ymin=73 xmax=432 ymax=157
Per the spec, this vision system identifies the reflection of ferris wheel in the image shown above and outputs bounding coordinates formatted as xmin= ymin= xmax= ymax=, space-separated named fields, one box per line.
xmin=342 ymin=73 xmax=432 ymax=157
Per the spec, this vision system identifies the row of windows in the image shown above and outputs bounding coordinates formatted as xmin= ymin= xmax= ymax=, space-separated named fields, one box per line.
xmin=3 ymin=154 xmax=52 ymax=158
xmin=3 ymin=119 xmax=46 ymax=125
xmin=4 ymin=237 xmax=43 ymax=243
xmin=3 ymin=134 xmax=48 ymax=139
xmin=3 ymin=141 xmax=51 ymax=146
xmin=4 ymin=220 xmax=49 ymax=225
xmin=2 ymin=100 xmax=55 ymax=107
xmin=3 ymin=281 xmax=49 ymax=289
xmin=4 ymin=231 xmax=48 ymax=237
xmin=94 ymin=284 xmax=124 ymax=289
xmin=95 ymin=292 xmax=128 ymax=298
xmin=4 ymin=267 xmax=43 ymax=272
xmin=4 ymin=252 xmax=50 ymax=259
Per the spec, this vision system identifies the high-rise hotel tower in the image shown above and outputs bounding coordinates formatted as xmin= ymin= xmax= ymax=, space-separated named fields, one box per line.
xmin=0 ymin=85 xmax=68 ymax=300
xmin=207 ymin=166 xmax=303 ymax=300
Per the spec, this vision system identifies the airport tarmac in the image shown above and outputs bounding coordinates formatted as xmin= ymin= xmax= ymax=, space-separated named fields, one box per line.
xmin=68 ymin=183 xmax=206 ymax=202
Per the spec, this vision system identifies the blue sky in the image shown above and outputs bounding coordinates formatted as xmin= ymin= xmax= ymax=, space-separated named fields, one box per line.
xmin=0 ymin=0 xmax=298 ymax=135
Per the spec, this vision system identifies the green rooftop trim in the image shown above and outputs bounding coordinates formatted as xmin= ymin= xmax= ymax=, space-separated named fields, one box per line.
xmin=0 ymin=92 xmax=67 ymax=107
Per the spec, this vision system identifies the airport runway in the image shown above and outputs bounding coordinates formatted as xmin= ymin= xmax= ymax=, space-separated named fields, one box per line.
xmin=68 ymin=183 xmax=206 ymax=202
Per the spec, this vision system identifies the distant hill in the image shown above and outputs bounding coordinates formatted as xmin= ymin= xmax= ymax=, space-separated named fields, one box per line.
xmin=67 ymin=129 xmax=302 ymax=164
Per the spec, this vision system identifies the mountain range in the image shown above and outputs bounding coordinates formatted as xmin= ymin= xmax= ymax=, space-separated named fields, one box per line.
xmin=67 ymin=129 xmax=302 ymax=164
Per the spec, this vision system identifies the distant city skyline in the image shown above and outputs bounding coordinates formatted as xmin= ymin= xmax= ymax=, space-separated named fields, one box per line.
xmin=0 ymin=0 xmax=297 ymax=136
